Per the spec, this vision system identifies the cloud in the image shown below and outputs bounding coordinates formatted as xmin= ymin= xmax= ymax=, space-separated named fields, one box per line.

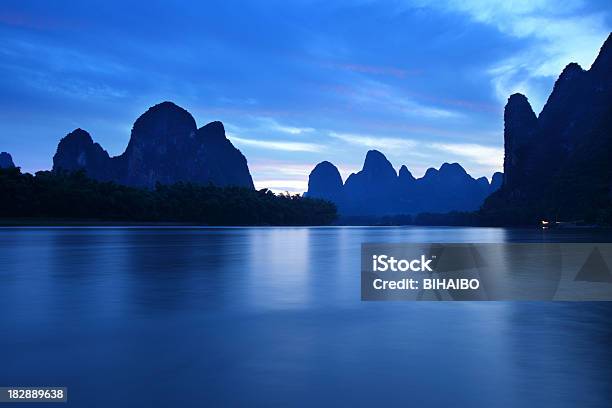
xmin=328 ymin=131 xmax=505 ymax=175
xmin=248 ymin=160 xmax=314 ymax=193
xmin=345 ymin=79 xmax=464 ymax=119
xmin=421 ymin=0 xmax=610 ymax=111
xmin=225 ymin=117 xmax=315 ymax=137
xmin=250 ymin=161 xmax=317 ymax=177
xmin=327 ymin=129 xmax=504 ymax=175
xmin=229 ymin=134 xmax=322 ymax=152
xmin=329 ymin=131 xmax=418 ymax=150
xmin=0 ymin=37 xmax=134 ymax=103
xmin=430 ymin=142 xmax=503 ymax=168
xmin=256 ymin=117 xmax=315 ymax=135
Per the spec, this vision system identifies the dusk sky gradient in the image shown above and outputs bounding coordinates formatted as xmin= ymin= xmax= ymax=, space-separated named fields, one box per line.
xmin=1 ymin=0 xmax=611 ymax=192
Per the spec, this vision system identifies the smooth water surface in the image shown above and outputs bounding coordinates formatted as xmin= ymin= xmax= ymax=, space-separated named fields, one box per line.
xmin=0 ymin=227 xmax=611 ymax=407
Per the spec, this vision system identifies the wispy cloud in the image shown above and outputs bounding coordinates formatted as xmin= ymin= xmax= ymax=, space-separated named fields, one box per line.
xmin=229 ymin=134 xmax=322 ymax=152
xmin=430 ymin=142 xmax=503 ymax=168
xmin=329 ymin=131 xmax=503 ymax=176
xmin=329 ymin=131 xmax=418 ymax=150
xmin=225 ymin=117 xmax=315 ymax=136
xmin=250 ymin=161 xmax=317 ymax=177
xmin=345 ymin=79 xmax=464 ymax=119
xmin=421 ymin=0 xmax=610 ymax=111
xmin=249 ymin=160 xmax=312 ymax=193
xmin=256 ymin=117 xmax=315 ymax=135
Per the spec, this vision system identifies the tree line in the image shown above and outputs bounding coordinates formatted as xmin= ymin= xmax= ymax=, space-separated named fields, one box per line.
xmin=0 ymin=168 xmax=337 ymax=226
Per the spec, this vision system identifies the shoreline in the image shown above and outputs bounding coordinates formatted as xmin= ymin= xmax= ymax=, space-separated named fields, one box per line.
xmin=0 ymin=218 xmax=607 ymax=229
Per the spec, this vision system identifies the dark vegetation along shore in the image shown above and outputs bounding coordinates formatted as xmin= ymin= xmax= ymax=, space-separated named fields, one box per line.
xmin=0 ymin=168 xmax=337 ymax=226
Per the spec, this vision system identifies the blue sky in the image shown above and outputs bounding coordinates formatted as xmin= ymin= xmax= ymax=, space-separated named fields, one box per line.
xmin=1 ymin=0 xmax=610 ymax=192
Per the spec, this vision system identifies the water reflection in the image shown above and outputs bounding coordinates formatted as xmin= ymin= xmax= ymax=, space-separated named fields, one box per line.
xmin=0 ymin=226 xmax=610 ymax=407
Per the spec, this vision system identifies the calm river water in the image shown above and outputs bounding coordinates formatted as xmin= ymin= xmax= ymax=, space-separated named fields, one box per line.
xmin=0 ymin=227 xmax=611 ymax=407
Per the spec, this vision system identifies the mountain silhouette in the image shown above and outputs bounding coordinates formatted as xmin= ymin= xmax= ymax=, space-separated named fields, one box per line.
xmin=53 ymin=101 xmax=254 ymax=189
xmin=342 ymin=150 xmax=400 ymax=215
xmin=305 ymin=161 xmax=343 ymax=202
xmin=307 ymin=150 xmax=501 ymax=216
xmin=489 ymin=172 xmax=503 ymax=194
xmin=0 ymin=152 xmax=15 ymax=168
xmin=484 ymin=32 xmax=612 ymax=223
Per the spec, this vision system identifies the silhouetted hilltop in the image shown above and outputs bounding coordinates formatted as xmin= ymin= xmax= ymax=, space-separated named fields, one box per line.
xmin=53 ymin=101 xmax=254 ymax=189
xmin=412 ymin=162 xmax=492 ymax=214
xmin=490 ymin=172 xmax=503 ymax=194
xmin=342 ymin=150 xmax=399 ymax=215
xmin=484 ymin=32 xmax=612 ymax=224
xmin=307 ymin=150 xmax=501 ymax=216
xmin=398 ymin=165 xmax=415 ymax=185
xmin=54 ymin=129 xmax=117 ymax=181
xmin=305 ymin=161 xmax=343 ymax=202
xmin=196 ymin=121 xmax=254 ymax=188
xmin=120 ymin=101 xmax=199 ymax=187
xmin=0 ymin=152 xmax=15 ymax=168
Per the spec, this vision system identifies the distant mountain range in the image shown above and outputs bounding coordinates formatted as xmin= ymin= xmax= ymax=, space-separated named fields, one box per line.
xmin=483 ymin=32 xmax=612 ymax=224
xmin=306 ymin=150 xmax=502 ymax=216
xmin=52 ymin=102 xmax=254 ymax=189
xmin=3 ymin=101 xmax=503 ymax=218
